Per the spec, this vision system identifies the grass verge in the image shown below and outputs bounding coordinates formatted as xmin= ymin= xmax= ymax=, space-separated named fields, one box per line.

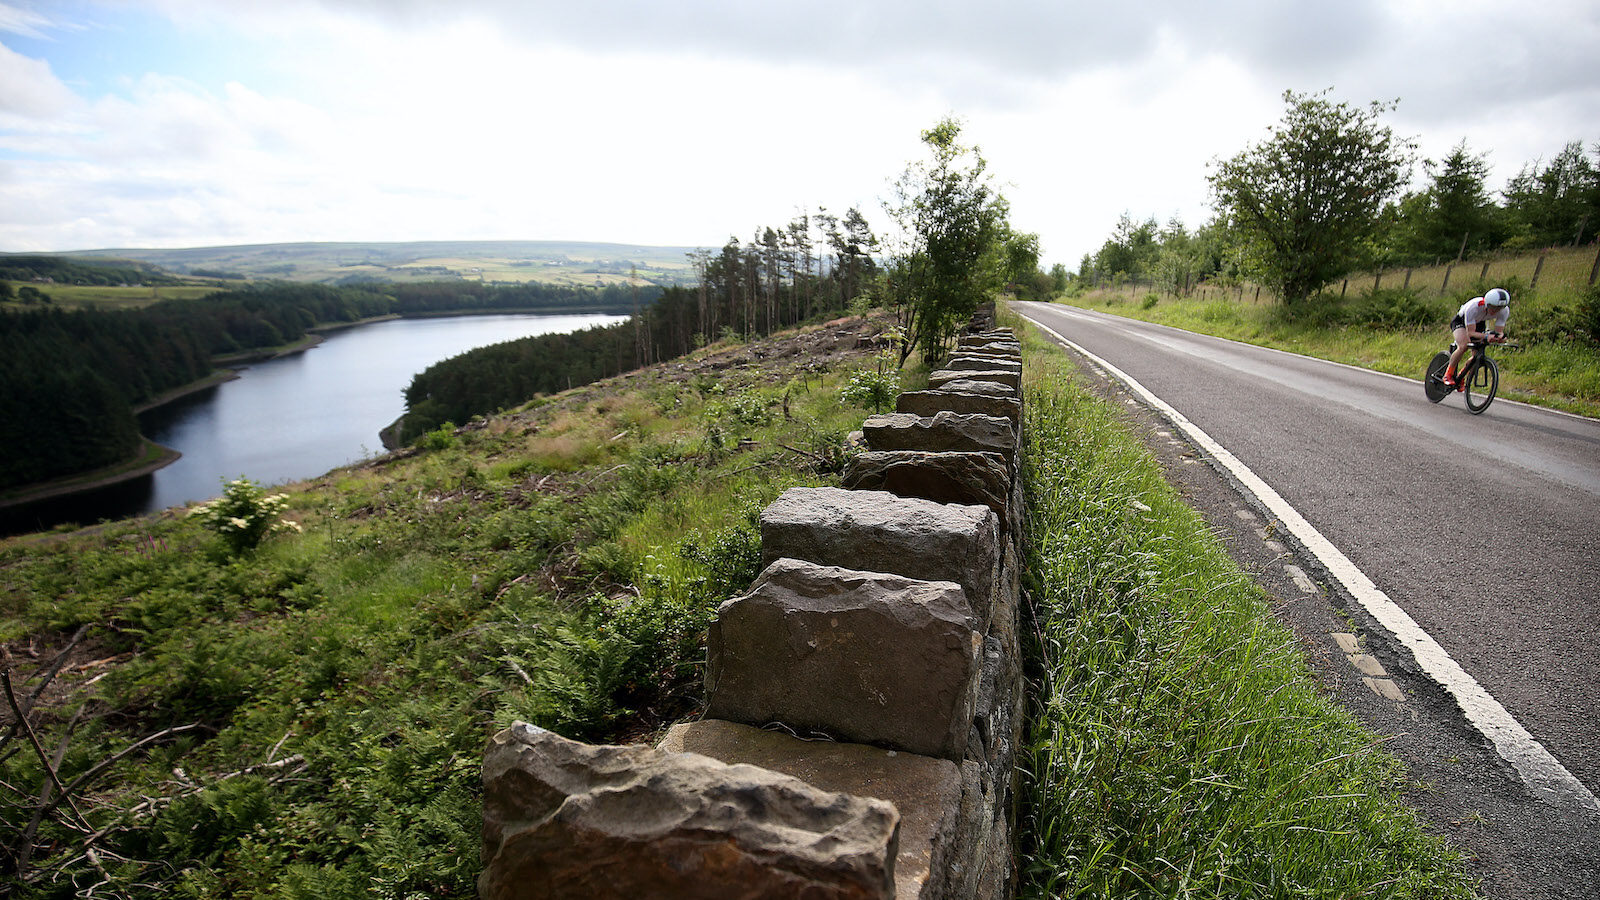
xmin=1013 ymin=316 xmax=1479 ymax=898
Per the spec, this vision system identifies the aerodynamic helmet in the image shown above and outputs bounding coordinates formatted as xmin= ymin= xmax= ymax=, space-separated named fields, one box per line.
xmin=1485 ymin=287 xmax=1510 ymax=307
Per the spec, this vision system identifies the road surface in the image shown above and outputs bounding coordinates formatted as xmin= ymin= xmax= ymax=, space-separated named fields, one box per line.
xmin=1014 ymin=300 xmax=1600 ymax=898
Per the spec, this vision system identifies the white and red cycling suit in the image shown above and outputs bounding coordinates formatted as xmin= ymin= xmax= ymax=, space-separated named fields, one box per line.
xmin=1450 ymin=296 xmax=1509 ymax=334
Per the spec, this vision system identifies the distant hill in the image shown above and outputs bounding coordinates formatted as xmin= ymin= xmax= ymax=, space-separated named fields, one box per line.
xmin=0 ymin=253 xmax=187 ymax=286
xmin=55 ymin=240 xmax=705 ymax=287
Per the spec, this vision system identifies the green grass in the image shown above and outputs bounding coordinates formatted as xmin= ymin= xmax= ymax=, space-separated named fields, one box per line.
xmin=20 ymin=283 xmax=228 ymax=309
xmin=0 ymin=320 xmax=893 ymax=898
xmin=1013 ymin=313 xmax=1479 ymax=898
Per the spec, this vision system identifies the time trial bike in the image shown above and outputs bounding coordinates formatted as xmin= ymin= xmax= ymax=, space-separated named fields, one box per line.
xmin=1424 ymin=336 xmax=1504 ymax=414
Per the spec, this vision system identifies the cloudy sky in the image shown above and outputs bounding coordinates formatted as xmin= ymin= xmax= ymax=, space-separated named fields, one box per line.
xmin=2 ymin=0 xmax=1597 ymax=268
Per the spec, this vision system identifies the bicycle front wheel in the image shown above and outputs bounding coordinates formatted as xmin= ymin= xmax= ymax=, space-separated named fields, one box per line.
xmin=1465 ymin=357 xmax=1498 ymax=414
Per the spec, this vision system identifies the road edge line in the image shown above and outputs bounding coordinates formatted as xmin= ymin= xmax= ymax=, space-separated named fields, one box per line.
xmin=1021 ymin=311 xmax=1600 ymax=817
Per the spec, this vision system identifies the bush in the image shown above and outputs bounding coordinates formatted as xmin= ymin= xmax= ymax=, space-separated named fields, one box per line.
xmin=1349 ymin=287 xmax=1443 ymax=329
xmin=840 ymin=367 xmax=899 ymax=412
xmin=1513 ymin=284 xmax=1600 ymax=347
xmin=416 ymin=422 xmax=458 ymax=450
xmin=187 ymin=478 xmax=300 ymax=555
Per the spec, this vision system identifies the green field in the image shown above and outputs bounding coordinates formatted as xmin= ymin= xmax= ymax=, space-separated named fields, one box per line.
xmin=65 ymin=240 xmax=702 ymax=288
xmin=30 ymin=282 xmax=234 ymax=310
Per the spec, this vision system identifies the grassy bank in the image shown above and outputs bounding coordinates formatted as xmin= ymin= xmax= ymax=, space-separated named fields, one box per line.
xmin=1061 ymin=271 xmax=1600 ymax=418
xmin=0 ymin=316 xmax=895 ymax=897
xmin=1013 ymin=313 xmax=1478 ymax=897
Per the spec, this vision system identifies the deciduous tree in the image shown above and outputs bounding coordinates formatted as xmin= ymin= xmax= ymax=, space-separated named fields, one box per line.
xmin=886 ymin=117 xmax=1007 ymax=364
xmin=1209 ymin=90 xmax=1414 ymax=305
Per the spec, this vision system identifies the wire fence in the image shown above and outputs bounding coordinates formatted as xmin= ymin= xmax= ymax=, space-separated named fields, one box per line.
xmin=1085 ymin=243 xmax=1600 ymax=305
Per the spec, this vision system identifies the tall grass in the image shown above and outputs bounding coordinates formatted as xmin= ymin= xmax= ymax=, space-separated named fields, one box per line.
xmin=1015 ymin=322 xmax=1478 ymax=898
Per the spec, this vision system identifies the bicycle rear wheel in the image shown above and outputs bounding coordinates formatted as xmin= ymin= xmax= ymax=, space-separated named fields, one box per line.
xmin=1464 ymin=357 xmax=1498 ymax=413
xmin=1424 ymin=351 xmax=1452 ymax=403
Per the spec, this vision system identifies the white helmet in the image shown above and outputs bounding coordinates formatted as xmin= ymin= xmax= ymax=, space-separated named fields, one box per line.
xmin=1485 ymin=287 xmax=1510 ymax=307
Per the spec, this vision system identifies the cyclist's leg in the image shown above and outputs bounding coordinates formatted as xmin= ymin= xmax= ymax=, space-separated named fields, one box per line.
xmin=1445 ymin=324 xmax=1471 ymax=380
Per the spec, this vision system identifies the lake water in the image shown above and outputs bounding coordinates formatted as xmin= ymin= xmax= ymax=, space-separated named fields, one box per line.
xmin=3 ymin=312 xmax=626 ymax=534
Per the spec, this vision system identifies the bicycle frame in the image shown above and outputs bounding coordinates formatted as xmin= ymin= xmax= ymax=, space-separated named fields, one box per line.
xmin=1425 ymin=336 xmax=1501 ymax=413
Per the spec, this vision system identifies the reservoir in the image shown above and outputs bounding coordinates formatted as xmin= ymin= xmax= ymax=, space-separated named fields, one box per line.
xmin=3 ymin=312 xmax=626 ymax=534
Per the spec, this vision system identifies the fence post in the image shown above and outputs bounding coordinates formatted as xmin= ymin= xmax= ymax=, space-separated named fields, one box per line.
xmin=1589 ymin=244 xmax=1600 ymax=286
xmin=1403 ymin=269 xmax=1413 ymax=290
xmin=1340 ymin=279 xmax=1348 ymax=298
xmin=1254 ymin=286 xmax=1260 ymax=303
xmin=1479 ymin=261 xmax=1490 ymax=282
xmin=1442 ymin=264 xmax=1453 ymax=293
xmin=1531 ymin=255 xmax=1545 ymax=290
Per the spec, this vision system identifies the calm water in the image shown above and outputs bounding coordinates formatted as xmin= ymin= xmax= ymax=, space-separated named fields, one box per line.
xmin=3 ymin=313 xmax=625 ymax=534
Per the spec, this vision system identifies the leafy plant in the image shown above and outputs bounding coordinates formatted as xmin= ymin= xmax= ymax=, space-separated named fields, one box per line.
xmin=840 ymin=325 xmax=905 ymax=413
xmin=187 ymin=477 xmax=300 ymax=555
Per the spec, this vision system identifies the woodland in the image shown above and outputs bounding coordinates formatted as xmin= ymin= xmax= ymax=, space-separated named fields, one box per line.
xmin=0 ymin=281 xmax=645 ymax=492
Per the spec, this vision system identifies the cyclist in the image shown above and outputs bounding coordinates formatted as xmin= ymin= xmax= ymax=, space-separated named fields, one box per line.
xmin=1442 ymin=287 xmax=1510 ymax=390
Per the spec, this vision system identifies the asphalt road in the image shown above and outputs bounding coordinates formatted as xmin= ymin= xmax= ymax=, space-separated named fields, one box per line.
xmin=1014 ymin=301 xmax=1600 ymax=897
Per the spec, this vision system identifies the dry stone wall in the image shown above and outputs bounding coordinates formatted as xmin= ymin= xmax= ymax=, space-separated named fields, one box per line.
xmin=480 ymin=307 xmax=1027 ymax=899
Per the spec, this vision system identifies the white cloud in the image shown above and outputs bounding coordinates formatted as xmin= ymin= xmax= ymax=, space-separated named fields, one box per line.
xmin=0 ymin=41 xmax=79 ymax=116
xmin=0 ymin=2 xmax=56 ymax=38
xmin=1 ymin=0 xmax=1596 ymax=264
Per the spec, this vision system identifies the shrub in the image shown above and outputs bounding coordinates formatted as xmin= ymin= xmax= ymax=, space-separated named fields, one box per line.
xmin=416 ymin=422 xmax=458 ymax=450
xmin=1349 ymin=287 xmax=1442 ymax=329
xmin=188 ymin=478 xmax=300 ymax=555
xmin=840 ymin=367 xmax=899 ymax=412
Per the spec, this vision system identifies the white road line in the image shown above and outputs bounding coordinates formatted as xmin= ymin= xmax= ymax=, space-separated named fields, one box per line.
xmin=1022 ymin=311 xmax=1600 ymax=817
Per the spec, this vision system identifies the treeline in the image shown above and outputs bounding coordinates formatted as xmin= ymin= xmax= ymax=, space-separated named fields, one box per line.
xmin=1 ymin=281 xmax=643 ymax=491
xmin=0 ymin=254 xmax=185 ymax=287
xmin=1 ymin=308 xmax=211 ymax=488
xmin=1079 ymin=138 xmax=1600 ymax=291
xmin=399 ymin=208 xmax=880 ymax=439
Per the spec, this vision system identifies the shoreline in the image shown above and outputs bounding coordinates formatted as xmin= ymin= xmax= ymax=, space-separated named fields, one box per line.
xmin=4 ymin=308 xmax=629 ymax=511
xmin=0 ymin=439 xmax=181 ymax=511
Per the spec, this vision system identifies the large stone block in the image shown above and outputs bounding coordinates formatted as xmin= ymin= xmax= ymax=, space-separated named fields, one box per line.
xmin=956 ymin=337 xmax=1018 ymax=352
xmin=481 ymin=723 xmax=900 ymax=900
xmin=659 ymin=720 xmax=966 ymax=900
xmin=707 ymin=558 xmax=983 ymax=760
xmin=841 ymin=451 xmax=1011 ymax=520
xmin=760 ymin=487 xmax=1000 ymax=627
xmin=942 ymin=356 xmax=1021 ymax=375
xmin=929 ymin=379 xmax=1017 ymax=402
xmin=928 ymin=368 xmax=1021 ymax=392
xmin=860 ymin=412 xmax=1017 ymax=460
xmin=896 ymin=389 xmax=1021 ymax=425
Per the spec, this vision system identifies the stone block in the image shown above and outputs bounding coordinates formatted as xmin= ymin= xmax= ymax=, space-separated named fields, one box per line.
xmin=841 ymin=451 xmax=1011 ymax=521
xmin=480 ymin=723 xmax=900 ymax=900
xmin=930 ymin=379 xmax=1017 ymax=402
xmin=707 ymin=558 xmax=983 ymax=761
xmin=760 ymin=487 xmax=1000 ymax=627
xmin=928 ymin=368 xmax=1021 ymax=392
xmin=942 ymin=356 xmax=1021 ymax=375
xmin=860 ymin=412 xmax=1017 ymax=460
xmin=660 ymin=720 xmax=965 ymax=900
xmin=896 ymin=389 xmax=1021 ymax=425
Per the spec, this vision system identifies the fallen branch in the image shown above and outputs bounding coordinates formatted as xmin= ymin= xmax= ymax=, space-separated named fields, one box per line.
xmin=79 ymin=754 xmax=308 ymax=846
